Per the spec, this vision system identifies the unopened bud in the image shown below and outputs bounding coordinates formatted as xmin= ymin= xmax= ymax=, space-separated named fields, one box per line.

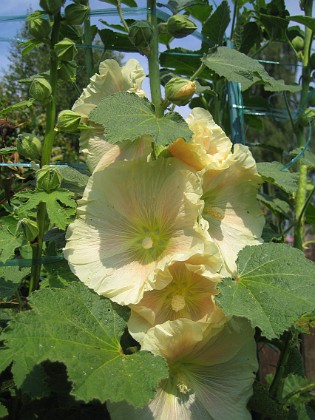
xmin=28 ymin=12 xmax=51 ymax=40
xmin=17 ymin=218 xmax=39 ymax=242
xmin=16 ymin=134 xmax=42 ymax=161
xmin=128 ymin=21 xmax=153 ymax=55
xmin=292 ymin=36 xmax=304 ymax=52
xmin=167 ymin=15 xmax=197 ymax=38
xmin=29 ymin=77 xmax=52 ymax=104
xmin=36 ymin=166 xmax=63 ymax=193
xmin=56 ymin=110 xmax=81 ymax=132
xmin=165 ymin=77 xmax=196 ymax=106
xmin=54 ymin=38 xmax=77 ymax=62
xmin=40 ymin=0 xmax=64 ymax=14
xmin=58 ymin=61 xmax=77 ymax=82
xmin=65 ymin=3 xmax=89 ymax=25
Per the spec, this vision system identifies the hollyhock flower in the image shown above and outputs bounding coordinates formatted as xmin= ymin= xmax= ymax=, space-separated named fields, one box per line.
xmin=202 ymin=143 xmax=264 ymax=274
xmin=64 ymin=157 xmax=211 ymax=305
xmin=72 ymin=59 xmax=148 ymax=171
xmin=129 ymin=250 xmax=226 ymax=342
xmin=109 ymin=318 xmax=257 ymax=420
xmin=168 ymin=107 xmax=232 ymax=171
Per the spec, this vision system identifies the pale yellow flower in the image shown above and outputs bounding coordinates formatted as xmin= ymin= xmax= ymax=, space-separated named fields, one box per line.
xmin=129 ymin=250 xmax=225 ymax=342
xmin=64 ymin=157 xmax=210 ymax=305
xmin=202 ymin=143 xmax=264 ymax=274
xmin=72 ymin=59 xmax=148 ymax=171
xmin=109 ymin=318 xmax=257 ymax=420
xmin=168 ymin=108 xmax=232 ymax=171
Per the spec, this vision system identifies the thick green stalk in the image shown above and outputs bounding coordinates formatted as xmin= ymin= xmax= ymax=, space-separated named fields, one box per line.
xmin=29 ymin=12 xmax=61 ymax=293
xmin=147 ymin=0 xmax=164 ymax=118
xmin=293 ymin=1 xmax=313 ymax=250
xmin=83 ymin=2 xmax=95 ymax=78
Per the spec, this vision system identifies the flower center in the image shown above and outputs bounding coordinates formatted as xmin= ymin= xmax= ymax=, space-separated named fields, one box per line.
xmin=171 ymin=294 xmax=186 ymax=312
xmin=141 ymin=236 xmax=153 ymax=249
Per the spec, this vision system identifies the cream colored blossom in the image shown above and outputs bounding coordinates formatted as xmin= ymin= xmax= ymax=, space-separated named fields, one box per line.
xmin=129 ymin=249 xmax=226 ymax=342
xmin=109 ymin=318 xmax=257 ymax=420
xmin=168 ymin=108 xmax=232 ymax=170
xmin=72 ymin=59 xmax=148 ymax=171
xmin=64 ymin=157 xmax=211 ymax=305
xmin=202 ymin=143 xmax=264 ymax=274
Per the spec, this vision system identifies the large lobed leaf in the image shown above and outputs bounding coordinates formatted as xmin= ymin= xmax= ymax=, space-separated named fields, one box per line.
xmin=257 ymin=162 xmax=299 ymax=195
xmin=89 ymin=92 xmax=192 ymax=145
xmin=216 ymin=243 xmax=315 ymax=339
xmin=202 ymin=47 xmax=301 ymax=92
xmin=0 ymin=283 xmax=168 ymax=407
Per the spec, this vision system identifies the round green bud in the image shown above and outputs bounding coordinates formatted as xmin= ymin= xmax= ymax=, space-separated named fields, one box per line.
xmin=65 ymin=3 xmax=89 ymax=26
xmin=56 ymin=110 xmax=81 ymax=132
xmin=54 ymin=38 xmax=78 ymax=62
xmin=292 ymin=36 xmax=304 ymax=52
xmin=36 ymin=166 xmax=63 ymax=193
xmin=28 ymin=16 xmax=51 ymax=40
xmin=165 ymin=77 xmax=196 ymax=106
xmin=16 ymin=134 xmax=42 ymax=161
xmin=167 ymin=14 xmax=197 ymax=38
xmin=128 ymin=21 xmax=153 ymax=55
xmin=40 ymin=0 xmax=64 ymax=14
xmin=29 ymin=77 xmax=52 ymax=104
xmin=17 ymin=218 xmax=39 ymax=242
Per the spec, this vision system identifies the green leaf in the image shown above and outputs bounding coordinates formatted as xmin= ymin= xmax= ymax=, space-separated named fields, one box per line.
xmin=1 ymin=283 xmax=168 ymax=407
xmin=165 ymin=0 xmax=207 ymax=13
xmin=89 ymin=92 xmax=192 ymax=145
xmin=0 ymin=266 xmax=29 ymax=301
xmin=287 ymin=16 xmax=315 ymax=33
xmin=202 ymin=47 xmax=301 ymax=92
xmin=16 ymin=189 xmax=76 ymax=230
xmin=234 ymin=22 xmax=262 ymax=55
xmin=202 ymin=0 xmax=230 ymax=47
xmin=59 ymin=166 xmax=89 ymax=194
xmin=160 ymin=49 xmax=212 ymax=78
xmin=305 ymin=203 xmax=315 ymax=226
xmin=257 ymin=162 xmax=299 ymax=194
xmin=0 ymin=402 xmax=8 ymax=418
xmin=216 ymin=243 xmax=315 ymax=339
xmin=98 ymin=28 xmax=137 ymax=52
xmin=98 ymin=0 xmax=137 ymax=6
xmin=0 ymin=146 xmax=17 ymax=155
xmin=257 ymin=193 xmax=291 ymax=217
xmin=186 ymin=3 xmax=212 ymax=22
xmin=0 ymin=99 xmax=34 ymax=116
xmin=0 ymin=218 xmax=22 ymax=263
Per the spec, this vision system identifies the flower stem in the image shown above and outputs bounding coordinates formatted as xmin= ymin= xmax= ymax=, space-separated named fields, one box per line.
xmin=29 ymin=11 xmax=61 ymax=293
xmin=117 ymin=0 xmax=129 ymax=32
xmin=147 ymin=0 xmax=164 ymax=118
xmin=83 ymin=1 xmax=95 ymax=78
xmin=190 ymin=63 xmax=206 ymax=81
xmin=293 ymin=0 xmax=313 ymax=250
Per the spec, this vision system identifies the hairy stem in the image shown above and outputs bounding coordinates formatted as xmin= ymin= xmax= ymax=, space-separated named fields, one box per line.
xmin=29 ymin=11 xmax=61 ymax=293
xmin=293 ymin=0 xmax=313 ymax=250
xmin=147 ymin=0 xmax=164 ymax=118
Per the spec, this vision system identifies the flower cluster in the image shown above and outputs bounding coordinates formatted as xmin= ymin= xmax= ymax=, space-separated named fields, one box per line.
xmin=64 ymin=59 xmax=264 ymax=419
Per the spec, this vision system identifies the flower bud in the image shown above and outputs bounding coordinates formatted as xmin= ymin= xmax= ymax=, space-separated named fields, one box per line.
xmin=36 ymin=166 xmax=63 ymax=193
xmin=17 ymin=218 xmax=39 ymax=242
xmin=65 ymin=3 xmax=89 ymax=25
xmin=167 ymin=15 xmax=197 ymax=38
xmin=28 ymin=13 xmax=51 ymax=40
xmin=16 ymin=134 xmax=42 ymax=161
xmin=40 ymin=0 xmax=64 ymax=14
xmin=29 ymin=77 xmax=52 ymax=104
xmin=165 ymin=77 xmax=196 ymax=106
xmin=54 ymin=38 xmax=78 ymax=62
xmin=292 ymin=36 xmax=304 ymax=52
xmin=56 ymin=110 xmax=81 ymax=132
xmin=128 ymin=21 xmax=153 ymax=55
xmin=58 ymin=60 xmax=77 ymax=82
